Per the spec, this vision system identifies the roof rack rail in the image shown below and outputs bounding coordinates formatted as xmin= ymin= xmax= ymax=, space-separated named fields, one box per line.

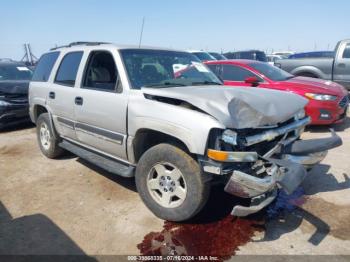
xmin=50 ymin=41 xmax=110 ymax=51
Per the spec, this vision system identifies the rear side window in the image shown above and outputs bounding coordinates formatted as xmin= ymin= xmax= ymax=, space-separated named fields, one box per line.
xmin=206 ymin=64 xmax=221 ymax=76
xmin=343 ymin=44 xmax=350 ymax=59
xmin=222 ymin=65 xmax=256 ymax=81
xmin=31 ymin=52 xmax=60 ymax=82
xmin=55 ymin=51 xmax=83 ymax=86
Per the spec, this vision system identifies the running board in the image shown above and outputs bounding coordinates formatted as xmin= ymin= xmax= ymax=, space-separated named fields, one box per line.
xmin=59 ymin=140 xmax=135 ymax=178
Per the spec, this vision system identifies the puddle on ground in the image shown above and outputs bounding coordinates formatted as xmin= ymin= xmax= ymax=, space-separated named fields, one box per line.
xmin=137 ymin=186 xmax=308 ymax=260
xmin=138 ymin=215 xmax=262 ymax=259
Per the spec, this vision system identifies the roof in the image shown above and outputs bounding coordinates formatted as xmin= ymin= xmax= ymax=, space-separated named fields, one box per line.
xmin=50 ymin=41 xmax=186 ymax=53
xmin=0 ymin=60 xmax=27 ymax=66
xmin=205 ymin=59 xmax=263 ymax=66
xmin=224 ymin=50 xmax=264 ymax=54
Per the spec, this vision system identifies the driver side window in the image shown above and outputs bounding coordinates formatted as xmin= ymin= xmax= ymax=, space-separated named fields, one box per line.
xmin=222 ymin=65 xmax=258 ymax=81
xmin=83 ymin=51 xmax=121 ymax=92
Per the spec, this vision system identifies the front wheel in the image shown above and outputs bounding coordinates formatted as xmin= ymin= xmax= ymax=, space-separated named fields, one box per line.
xmin=135 ymin=144 xmax=210 ymax=222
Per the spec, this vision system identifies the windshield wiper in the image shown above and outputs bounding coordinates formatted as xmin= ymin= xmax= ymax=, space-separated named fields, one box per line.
xmin=143 ymin=82 xmax=187 ymax=88
xmin=191 ymin=81 xmax=222 ymax=86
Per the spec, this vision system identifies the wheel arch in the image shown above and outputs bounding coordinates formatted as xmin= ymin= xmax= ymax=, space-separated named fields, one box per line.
xmin=130 ymin=128 xmax=192 ymax=163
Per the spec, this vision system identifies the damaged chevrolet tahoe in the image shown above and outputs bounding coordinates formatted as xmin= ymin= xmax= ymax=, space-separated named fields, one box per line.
xmin=29 ymin=42 xmax=342 ymax=221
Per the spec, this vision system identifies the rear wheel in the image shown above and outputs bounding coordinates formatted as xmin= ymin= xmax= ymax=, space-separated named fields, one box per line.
xmin=135 ymin=143 xmax=210 ymax=221
xmin=36 ymin=113 xmax=64 ymax=159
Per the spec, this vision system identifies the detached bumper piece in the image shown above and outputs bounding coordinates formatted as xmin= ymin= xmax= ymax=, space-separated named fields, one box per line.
xmin=280 ymin=129 xmax=342 ymax=168
xmin=225 ymin=158 xmax=307 ymax=217
xmin=280 ymin=129 xmax=342 ymax=155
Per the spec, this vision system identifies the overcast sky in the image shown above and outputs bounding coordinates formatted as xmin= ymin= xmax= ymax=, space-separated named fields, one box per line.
xmin=1 ymin=0 xmax=349 ymax=60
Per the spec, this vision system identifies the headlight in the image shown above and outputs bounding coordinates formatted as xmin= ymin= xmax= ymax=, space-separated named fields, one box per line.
xmin=305 ymin=93 xmax=337 ymax=101
xmin=0 ymin=100 xmax=11 ymax=106
xmin=294 ymin=109 xmax=306 ymax=120
xmin=221 ymin=129 xmax=237 ymax=146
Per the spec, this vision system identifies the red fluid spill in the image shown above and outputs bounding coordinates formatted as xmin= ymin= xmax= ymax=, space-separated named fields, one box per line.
xmin=137 ymin=215 xmax=263 ymax=260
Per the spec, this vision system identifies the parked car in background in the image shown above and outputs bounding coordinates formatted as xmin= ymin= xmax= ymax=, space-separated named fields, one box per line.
xmin=267 ymin=54 xmax=288 ymax=65
xmin=0 ymin=60 xmax=33 ymax=129
xmin=272 ymin=51 xmax=295 ymax=57
xmin=288 ymin=51 xmax=334 ymax=59
xmin=276 ymin=39 xmax=350 ymax=90
xmin=208 ymin=52 xmax=227 ymax=60
xmin=205 ymin=60 xmax=349 ymax=125
xmin=29 ymin=42 xmax=342 ymax=221
xmin=224 ymin=50 xmax=268 ymax=62
xmin=188 ymin=50 xmax=216 ymax=61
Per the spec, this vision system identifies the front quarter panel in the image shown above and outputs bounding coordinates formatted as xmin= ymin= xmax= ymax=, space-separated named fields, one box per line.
xmin=127 ymin=91 xmax=225 ymax=155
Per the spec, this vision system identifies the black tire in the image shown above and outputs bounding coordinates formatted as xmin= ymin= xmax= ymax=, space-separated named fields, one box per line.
xmin=36 ymin=113 xmax=64 ymax=159
xmin=135 ymin=143 xmax=210 ymax=222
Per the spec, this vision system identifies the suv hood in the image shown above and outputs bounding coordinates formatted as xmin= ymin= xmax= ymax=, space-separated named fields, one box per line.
xmin=142 ymin=85 xmax=308 ymax=129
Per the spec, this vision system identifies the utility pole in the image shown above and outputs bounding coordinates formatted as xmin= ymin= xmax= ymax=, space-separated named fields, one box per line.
xmin=138 ymin=17 xmax=145 ymax=48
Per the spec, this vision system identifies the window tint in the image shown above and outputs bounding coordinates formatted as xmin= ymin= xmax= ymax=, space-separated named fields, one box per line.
xmin=222 ymin=65 xmax=256 ymax=81
xmin=343 ymin=44 xmax=350 ymax=58
xmin=206 ymin=64 xmax=220 ymax=76
xmin=55 ymin=52 xmax=83 ymax=86
xmin=32 ymin=52 xmax=60 ymax=82
xmin=83 ymin=51 xmax=120 ymax=91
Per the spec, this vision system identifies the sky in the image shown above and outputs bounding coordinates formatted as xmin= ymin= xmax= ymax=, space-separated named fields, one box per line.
xmin=1 ymin=0 xmax=349 ymax=60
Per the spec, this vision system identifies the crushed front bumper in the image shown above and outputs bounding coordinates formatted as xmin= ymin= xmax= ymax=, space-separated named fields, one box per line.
xmin=225 ymin=130 xmax=342 ymax=217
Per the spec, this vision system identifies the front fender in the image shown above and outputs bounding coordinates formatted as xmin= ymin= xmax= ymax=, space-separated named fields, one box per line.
xmin=128 ymin=94 xmax=225 ymax=155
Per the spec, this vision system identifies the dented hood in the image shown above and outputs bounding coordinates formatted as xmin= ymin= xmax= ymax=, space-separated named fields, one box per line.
xmin=142 ymin=85 xmax=308 ymax=129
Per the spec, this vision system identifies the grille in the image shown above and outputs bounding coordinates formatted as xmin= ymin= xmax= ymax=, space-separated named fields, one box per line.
xmin=339 ymin=95 xmax=349 ymax=108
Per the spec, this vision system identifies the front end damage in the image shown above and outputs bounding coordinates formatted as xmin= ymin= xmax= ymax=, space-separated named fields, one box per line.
xmin=203 ymin=116 xmax=342 ymax=217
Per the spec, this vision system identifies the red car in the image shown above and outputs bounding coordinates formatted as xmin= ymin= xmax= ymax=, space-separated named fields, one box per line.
xmin=205 ymin=60 xmax=349 ymax=125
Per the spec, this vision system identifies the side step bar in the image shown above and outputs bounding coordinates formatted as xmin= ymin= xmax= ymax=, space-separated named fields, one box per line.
xmin=59 ymin=140 xmax=135 ymax=178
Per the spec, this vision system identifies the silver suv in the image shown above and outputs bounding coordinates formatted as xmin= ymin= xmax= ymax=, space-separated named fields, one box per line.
xmin=29 ymin=42 xmax=342 ymax=221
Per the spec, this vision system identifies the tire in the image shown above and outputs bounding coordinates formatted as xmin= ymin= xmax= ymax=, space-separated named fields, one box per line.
xmin=36 ymin=113 xmax=64 ymax=159
xmin=135 ymin=143 xmax=210 ymax=222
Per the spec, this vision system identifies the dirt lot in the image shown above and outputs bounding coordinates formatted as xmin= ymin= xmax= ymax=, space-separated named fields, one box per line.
xmin=0 ymin=116 xmax=350 ymax=258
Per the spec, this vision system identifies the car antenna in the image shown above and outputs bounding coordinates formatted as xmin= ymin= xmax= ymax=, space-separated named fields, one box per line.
xmin=138 ymin=17 xmax=145 ymax=48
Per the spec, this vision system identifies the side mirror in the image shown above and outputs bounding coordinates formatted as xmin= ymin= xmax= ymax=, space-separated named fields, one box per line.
xmin=244 ymin=76 xmax=260 ymax=86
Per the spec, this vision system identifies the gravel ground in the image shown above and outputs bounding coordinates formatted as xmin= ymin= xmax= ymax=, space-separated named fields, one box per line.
xmin=0 ymin=115 xmax=349 ymax=258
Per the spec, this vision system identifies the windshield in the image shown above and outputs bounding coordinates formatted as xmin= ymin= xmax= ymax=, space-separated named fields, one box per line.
xmin=120 ymin=49 xmax=222 ymax=89
xmin=0 ymin=64 xmax=33 ymax=81
xmin=192 ymin=52 xmax=215 ymax=61
xmin=209 ymin=52 xmax=227 ymax=60
xmin=248 ymin=62 xmax=294 ymax=81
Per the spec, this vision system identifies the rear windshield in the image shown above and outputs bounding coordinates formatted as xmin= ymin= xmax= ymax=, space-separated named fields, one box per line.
xmin=192 ymin=52 xmax=215 ymax=61
xmin=225 ymin=51 xmax=267 ymax=62
xmin=248 ymin=62 xmax=293 ymax=81
xmin=0 ymin=64 xmax=33 ymax=81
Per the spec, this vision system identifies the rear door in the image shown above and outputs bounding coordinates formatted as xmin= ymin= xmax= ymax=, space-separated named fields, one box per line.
xmin=47 ymin=51 xmax=83 ymax=140
xmin=333 ymin=42 xmax=350 ymax=89
xmin=74 ymin=50 xmax=128 ymax=160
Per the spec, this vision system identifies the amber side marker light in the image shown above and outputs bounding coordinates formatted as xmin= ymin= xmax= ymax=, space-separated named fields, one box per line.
xmin=207 ymin=149 xmax=229 ymax=162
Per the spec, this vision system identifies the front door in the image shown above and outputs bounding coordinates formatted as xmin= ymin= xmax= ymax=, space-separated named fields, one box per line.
xmin=333 ymin=42 xmax=350 ymax=90
xmin=74 ymin=50 xmax=128 ymax=160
